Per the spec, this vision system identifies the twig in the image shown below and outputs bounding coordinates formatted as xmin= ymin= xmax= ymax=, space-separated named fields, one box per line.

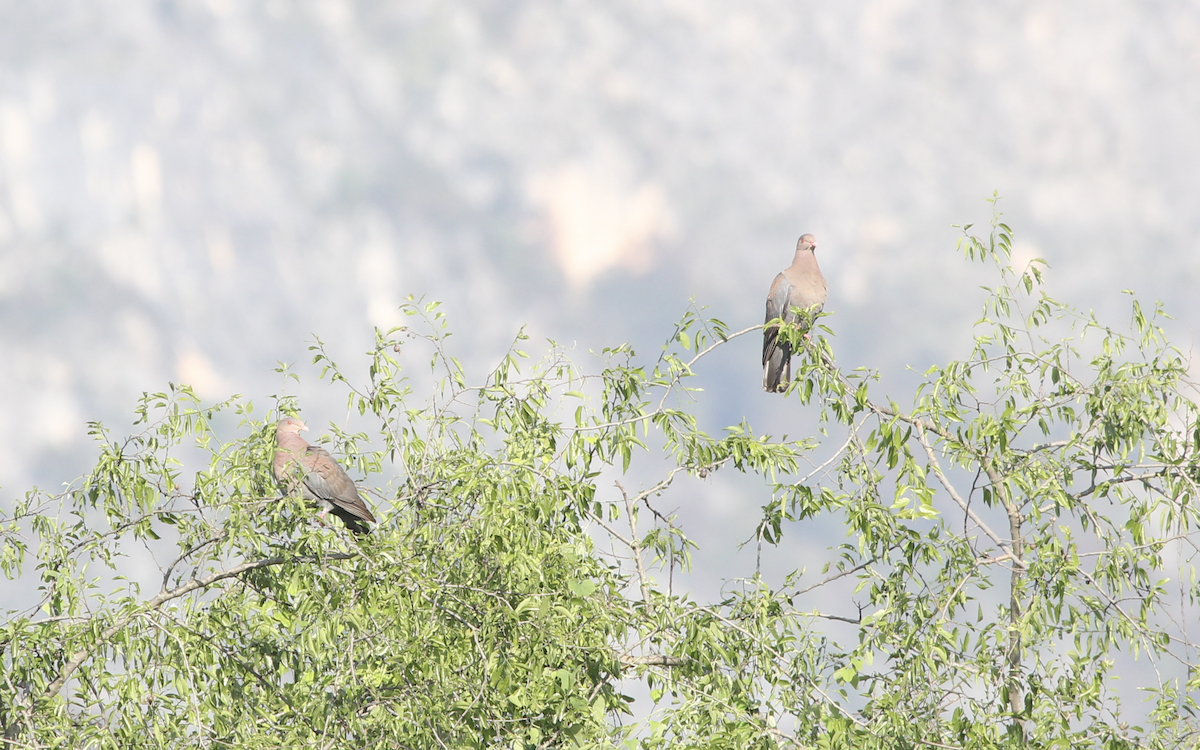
xmin=616 ymin=482 xmax=654 ymax=616
xmin=790 ymin=558 xmax=876 ymax=598
xmin=617 ymin=654 xmax=687 ymax=668
xmin=914 ymin=423 xmax=1014 ymax=559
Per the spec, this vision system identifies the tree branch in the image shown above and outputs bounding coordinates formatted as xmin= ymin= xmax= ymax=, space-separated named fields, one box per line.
xmin=617 ymin=654 xmax=688 ymax=668
xmin=914 ymin=422 xmax=1014 ymax=558
xmin=616 ymin=481 xmax=654 ymax=616
xmin=38 ymin=550 xmax=356 ymax=703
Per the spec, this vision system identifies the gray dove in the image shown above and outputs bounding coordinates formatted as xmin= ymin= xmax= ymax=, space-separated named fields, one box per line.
xmin=273 ymin=417 xmax=376 ymax=534
xmin=763 ymin=233 xmax=827 ymax=392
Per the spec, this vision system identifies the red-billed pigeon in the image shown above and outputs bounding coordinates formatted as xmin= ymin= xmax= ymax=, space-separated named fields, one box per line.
xmin=273 ymin=417 xmax=376 ymax=534
xmin=762 ymin=233 xmax=827 ymax=393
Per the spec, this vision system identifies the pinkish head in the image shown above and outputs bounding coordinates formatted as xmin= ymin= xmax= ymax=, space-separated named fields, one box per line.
xmin=275 ymin=417 xmax=309 ymax=435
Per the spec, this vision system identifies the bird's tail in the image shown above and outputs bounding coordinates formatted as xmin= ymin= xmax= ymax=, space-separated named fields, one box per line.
xmin=763 ymin=345 xmax=791 ymax=393
xmin=335 ymin=508 xmax=372 ymax=535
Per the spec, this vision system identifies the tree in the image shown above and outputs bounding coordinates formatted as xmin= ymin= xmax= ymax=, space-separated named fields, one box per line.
xmin=3 ymin=208 xmax=1199 ymax=748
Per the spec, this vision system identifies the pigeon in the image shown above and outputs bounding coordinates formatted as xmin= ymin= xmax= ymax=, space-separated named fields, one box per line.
xmin=763 ymin=233 xmax=827 ymax=393
xmin=273 ymin=417 xmax=376 ymax=534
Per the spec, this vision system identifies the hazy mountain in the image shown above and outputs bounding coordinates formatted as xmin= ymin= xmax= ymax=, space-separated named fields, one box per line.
xmin=2 ymin=0 xmax=1198 ymax=516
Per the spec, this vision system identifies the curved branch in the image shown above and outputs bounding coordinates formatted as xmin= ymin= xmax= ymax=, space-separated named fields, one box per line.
xmin=914 ymin=423 xmax=1014 ymax=557
xmin=38 ymin=550 xmax=356 ymax=703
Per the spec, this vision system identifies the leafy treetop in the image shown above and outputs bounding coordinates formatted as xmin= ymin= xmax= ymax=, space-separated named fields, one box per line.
xmin=2 ymin=205 xmax=1199 ymax=749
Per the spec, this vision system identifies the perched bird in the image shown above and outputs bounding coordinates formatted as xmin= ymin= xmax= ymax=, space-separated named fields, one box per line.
xmin=273 ymin=417 xmax=376 ymax=534
xmin=762 ymin=233 xmax=827 ymax=393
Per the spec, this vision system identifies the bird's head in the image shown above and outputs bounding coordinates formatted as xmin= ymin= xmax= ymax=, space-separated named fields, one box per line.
xmin=276 ymin=416 xmax=309 ymax=435
xmin=797 ymin=233 xmax=817 ymax=252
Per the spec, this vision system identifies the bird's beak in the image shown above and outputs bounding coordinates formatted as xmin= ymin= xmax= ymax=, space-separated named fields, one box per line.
xmin=300 ymin=422 xmax=309 ymax=432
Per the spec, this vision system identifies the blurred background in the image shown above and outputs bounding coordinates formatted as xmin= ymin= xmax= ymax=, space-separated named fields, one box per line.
xmin=2 ymin=1 xmax=1199 ymax=571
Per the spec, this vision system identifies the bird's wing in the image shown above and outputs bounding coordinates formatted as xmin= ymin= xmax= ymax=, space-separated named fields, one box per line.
xmin=765 ymin=272 xmax=793 ymax=324
xmin=763 ymin=272 xmax=792 ymax=363
xmin=302 ymin=445 xmax=377 ymax=523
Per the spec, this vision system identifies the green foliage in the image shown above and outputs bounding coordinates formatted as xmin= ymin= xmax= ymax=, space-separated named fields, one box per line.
xmin=3 ymin=207 xmax=1200 ymax=748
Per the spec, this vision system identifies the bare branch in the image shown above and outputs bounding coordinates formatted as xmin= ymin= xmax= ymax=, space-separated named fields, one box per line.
xmin=617 ymin=654 xmax=688 ymax=668
xmin=914 ymin=422 xmax=1014 ymax=558
xmin=616 ymin=481 xmax=654 ymax=616
xmin=790 ymin=557 xmax=876 ymax=598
